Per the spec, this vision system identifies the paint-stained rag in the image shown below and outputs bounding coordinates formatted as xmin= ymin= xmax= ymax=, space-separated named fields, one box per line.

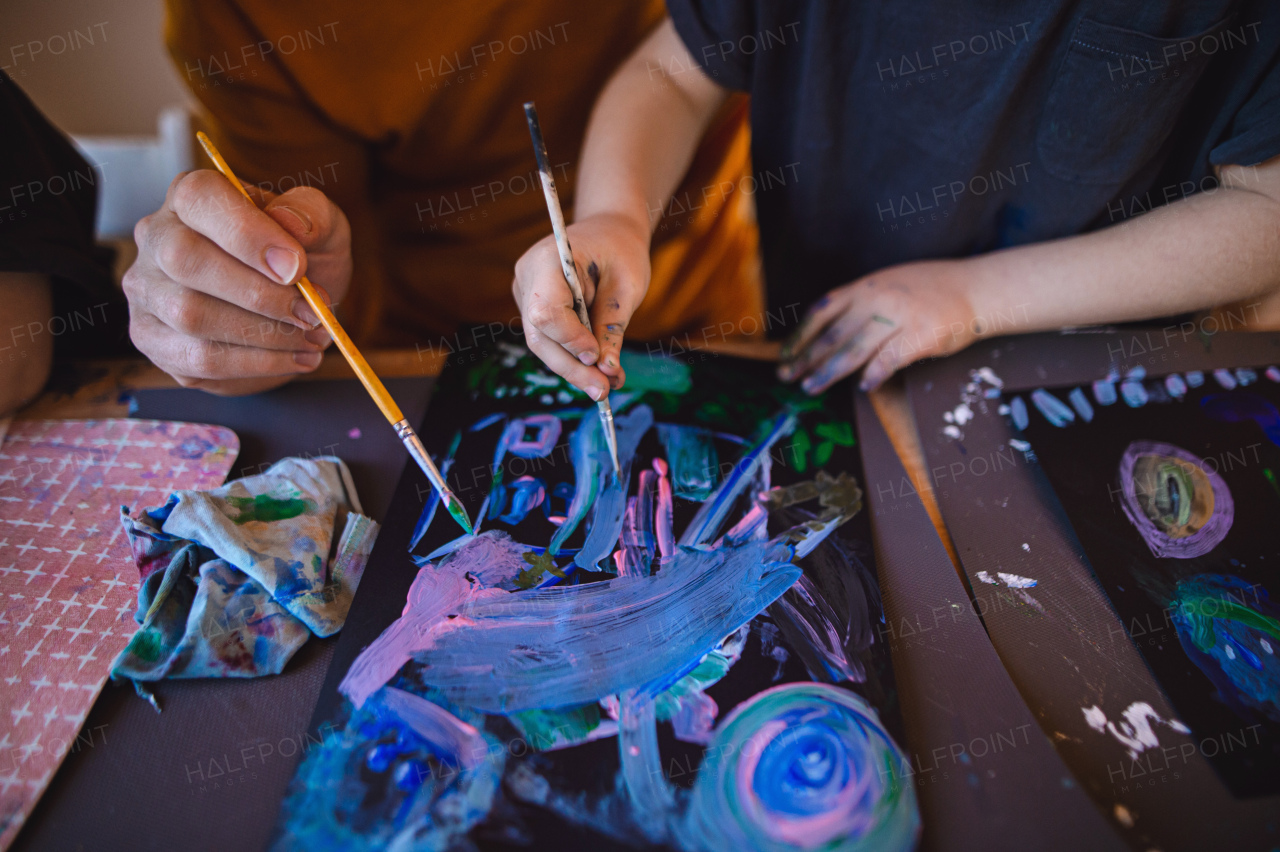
xmin=111 ymin=457 xmax=378 ymax=687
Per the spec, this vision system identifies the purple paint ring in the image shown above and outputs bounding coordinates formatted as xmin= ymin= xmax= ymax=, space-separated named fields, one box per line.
xmin=1118 ymin=440 xmax=1233 ymax=559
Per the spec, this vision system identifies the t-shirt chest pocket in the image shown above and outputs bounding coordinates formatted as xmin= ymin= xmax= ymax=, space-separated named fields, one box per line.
xmin=1036 ymin=15 xmax=1235 ymax=185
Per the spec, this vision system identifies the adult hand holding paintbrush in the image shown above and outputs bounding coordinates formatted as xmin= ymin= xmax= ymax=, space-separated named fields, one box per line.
xmin=123 ymin=141 xmax=351 ymax=395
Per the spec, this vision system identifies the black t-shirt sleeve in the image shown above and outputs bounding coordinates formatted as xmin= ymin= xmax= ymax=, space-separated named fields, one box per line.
xmin=1211 ymin=49 xmax=1280 ymax=167
xmin=666 ymin=0 xmax=757 ymax=91
xmin=0 ymin=70 xmax=126 ymax=357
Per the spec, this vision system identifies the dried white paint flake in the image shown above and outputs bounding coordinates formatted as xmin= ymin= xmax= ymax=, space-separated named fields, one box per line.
xmin=997 ymin=572 xmax=1037 ymax=588
xmin=1082 ymin=702 xmax=1190 ymax=760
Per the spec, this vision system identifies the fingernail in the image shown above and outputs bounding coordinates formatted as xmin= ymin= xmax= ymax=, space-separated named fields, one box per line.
xmin=579 ymin=350 xmax=598 ymax=366
xmin=586 ymin=385 xmax=605 ymax=401
xmin=265 ymin=247 xmax=300 ymax=284
xmin=272 ymin=205 xmax=312 ymax=235
xmin=305 ymin=326 xmax=331 ymax=347
xmin=292 ymin=298 xmax=321 ymax=329
xmin=295 ymin=350 xmax=322 ymax=369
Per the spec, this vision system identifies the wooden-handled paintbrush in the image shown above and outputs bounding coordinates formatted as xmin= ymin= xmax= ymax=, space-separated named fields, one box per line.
xmin=522 ymin=102 xmax=622 ymax=477
xmin=195 ymin=132 xmax=474 ymax=535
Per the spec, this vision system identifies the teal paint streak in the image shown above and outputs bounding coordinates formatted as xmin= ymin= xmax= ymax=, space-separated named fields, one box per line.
xmin=657 ymin=423 xmax=719 ymax=501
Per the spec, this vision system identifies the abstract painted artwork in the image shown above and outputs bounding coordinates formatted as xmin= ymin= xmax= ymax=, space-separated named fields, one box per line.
xmin=1016 ymin=367 xmax=1280 ymax=797
xmin=272 ymin=344 xmax=918 ymax=850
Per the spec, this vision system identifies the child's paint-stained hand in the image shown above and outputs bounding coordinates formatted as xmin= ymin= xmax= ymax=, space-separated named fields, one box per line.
xmin=513 ymin=212 xmax=651 ymax=399
xmin=778 ymin=258 xmax=983 ymax=394
xmin=123 ymin=170 xmax=353 ymax=395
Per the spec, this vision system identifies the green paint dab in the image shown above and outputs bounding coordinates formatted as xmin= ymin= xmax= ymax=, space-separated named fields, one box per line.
xmin=225 ymin=493 xmax=314 ymax=524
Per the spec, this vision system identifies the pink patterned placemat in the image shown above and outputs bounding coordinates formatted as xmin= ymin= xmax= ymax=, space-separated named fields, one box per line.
xmin=0 ymin=419 xmax=239 ymax=848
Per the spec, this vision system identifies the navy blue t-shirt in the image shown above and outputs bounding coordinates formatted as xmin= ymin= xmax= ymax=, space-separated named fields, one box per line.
xmin=666 ymin=1 xmax=1280 ymax=321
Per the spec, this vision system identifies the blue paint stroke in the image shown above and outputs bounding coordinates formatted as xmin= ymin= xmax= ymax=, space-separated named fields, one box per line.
xmin=408 ymin=429 xmax=461 ymax=552
xmin=497 ymin=476 xmax=546 ymax=525
xmin=1009 ymin=396 xmax=1029 ymax=430
xmin=470 ymin=412 xmax=506 ymax=432
xmin=574 ymin=405 xmax=654 ymax=571
xmin=654 ymin=627 xmax=748 ymax=745
xmin=680 ymin=412 xmax=797 ymax=547
xmin=1030 ymin=389 xmax=1075 ymax=427
xmin=275 ymin=691 xmax=504 ymax=852
xmin=342 ymin=532 xmax=529 ymax=708
xmin=1165 ymin=374 xmax=1188 ymax=399
xmin=1201 ymin=392 xmax=1280 ymax=448
xmin=1172 ymin=575 xmax=1280 ymax=723
xmin=616 ymin=468 xmax=657 ymax=577
xmin=657 ymin=424 xmax=720 ymax=501
xmin=1186 ymin=370 xmax=1205 ymax=388
xmin=619 ymin=691 xmax=675 ymax=842
xmin=546 ymin=412 xmax=603 ymax=556
xmin=1092 ymin=380 xmax=1117 ymax=406
xmin=377 ymin=686 xmax=487 ymax=770
xmin=1068 ymin=387 xmax=1094 ymax=422
xmin=772 ymin=574 xmax=859 ymax=683
xmin=409 ymin=539 xmax=801 ymax=714
xmin=1236 ymin=368 xmax=1258 ymax=387
xmin=1121 ymin=380 xmax=1149 ymax=407
xmin=1214 ymin=368 xmax=1238 ymax=390
xmin=684 ymin=683 xmax=919 ymax=852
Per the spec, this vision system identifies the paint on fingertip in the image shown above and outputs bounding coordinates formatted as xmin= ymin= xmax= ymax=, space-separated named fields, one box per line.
xmin=606 ymin=324 xmax=623 ymax=333
xmin=587 ymin=261 xmax=600 ymax=287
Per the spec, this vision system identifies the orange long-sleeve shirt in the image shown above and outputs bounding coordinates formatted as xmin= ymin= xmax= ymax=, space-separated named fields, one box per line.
xmin=164 ymin=0 xmax=761 ymax=349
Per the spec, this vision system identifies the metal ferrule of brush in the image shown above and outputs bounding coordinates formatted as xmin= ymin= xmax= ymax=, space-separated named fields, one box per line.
xmin=597 ymin=401 xmax=621 ymax=473
xmin=394 ymin=419 xmax=450 ymax=495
